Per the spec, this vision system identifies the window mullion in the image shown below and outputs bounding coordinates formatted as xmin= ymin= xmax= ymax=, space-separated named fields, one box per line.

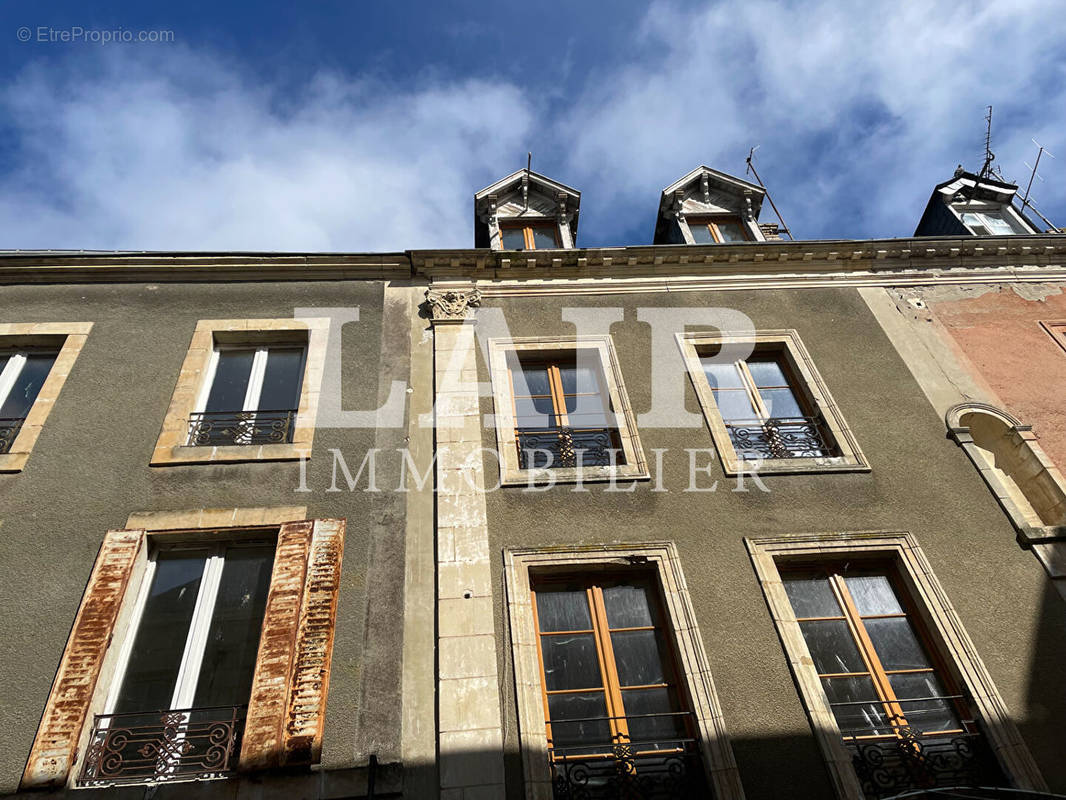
xmin=736 ymin=361 xmax=769 ymax=419
xmin=589 ymin=586 xmax=629 ymax=744
xmin=548 ymin=365 xmax=569 ymax=427
xmin=243 ymin=348 xmax=269 ymax=412
xmin=170 ymin=553 xmax=225 ymax=710
xmin=830 ymin=574 xmax=907 ymax=730
xmin=524 ymin=226 xmax=535 ymax=250
xmin=0 ymin=353 xmax=27 ymax=411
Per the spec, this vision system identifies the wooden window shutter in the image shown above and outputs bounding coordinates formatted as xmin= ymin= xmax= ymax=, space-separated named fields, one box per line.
xmin=240 ymin=518 xmax=346 ymax=770
xmin=21 ymin=528 xmax=145 ymax=790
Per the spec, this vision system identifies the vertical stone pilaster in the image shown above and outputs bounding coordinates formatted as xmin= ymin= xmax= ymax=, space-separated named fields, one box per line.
xmin=428 ymin=288 xmax=506 ymax=798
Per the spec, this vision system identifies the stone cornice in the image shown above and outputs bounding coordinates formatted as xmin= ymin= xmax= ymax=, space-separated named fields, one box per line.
xmin=0 ymin=234 xmax=1064 ymax=286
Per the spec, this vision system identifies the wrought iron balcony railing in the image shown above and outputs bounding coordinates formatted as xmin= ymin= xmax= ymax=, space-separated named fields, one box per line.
xmin=833 ymin=692 xmax=1005 ymax=798
xmin=0 ymin=417 xmax=25 ymax=454
xmin=726 ymin=415 xmax=835 ymax=460
xmin=79 ymin=705 xmax=244 ymax=787
xmin=187 ymin=409 xmax=296 ymax=447
xmin=548 ymin=712 xmax=708 ymax=800
xmin=517 ymin=426 xmax=620 ymax=469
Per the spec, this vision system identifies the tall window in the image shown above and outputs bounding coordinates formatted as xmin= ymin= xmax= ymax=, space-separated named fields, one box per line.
xmin=701 ymin=349 xmax=834 ymax=460
xmin=81 ymin=540 xmax=276 ymax=786
xmin=508 ymin=352 xmax=622 ymax=469
xmin=533 ymin=575 xmax=706 ymax=794
xmin=0 ymin=350 xmax=58 ymax=454
xmin=688 ymin=216 xmax=750 ymax=243
xmin=782 ymin=565 xmax=966 ymax=740
xmin=500 ymin=222 xmax=559 ymax=250
xmin=189 ymin=345 xmax=305 ymax=446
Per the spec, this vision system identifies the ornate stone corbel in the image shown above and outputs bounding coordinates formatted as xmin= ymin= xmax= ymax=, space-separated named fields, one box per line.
xmin=671 ymin=190 xmax=685 ymax=221
xmin=425 ymin=287 xmax=482 ymax=323
xmin=521 ymin=173 xmax=529 ymax=208
xmin=743 ymin=190 xmax=754 ymax=222
xmin=701 ymin=173 xmax=711 ymax=204
xmin=478 ymin=194 xmax=498 ymax=226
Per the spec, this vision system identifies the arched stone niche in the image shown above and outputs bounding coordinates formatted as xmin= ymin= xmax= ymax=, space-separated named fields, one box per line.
xmin=947 ymin=403 xmax=1066 ymax=598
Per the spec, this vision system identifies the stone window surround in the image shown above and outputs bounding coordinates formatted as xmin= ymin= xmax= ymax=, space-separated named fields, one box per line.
xmin=150 ymin=318 xmax=329 ymax=466
xmin=1040 ymin=319 xmax=1066 ymax=354
xmin=488 ymin=335 xmax=649 ymax=486
xmin=677 ymin=328 xmax=869 ymax=476
xmin=0 ymin=322 xmax=92 ymax=473
xmin=503 ymin=542 xmax=746 ymax=800
xmin=21 ymin=507 xmax=344 ymax=790
xmin=746 ymin=530 xmax=1047 ymax=800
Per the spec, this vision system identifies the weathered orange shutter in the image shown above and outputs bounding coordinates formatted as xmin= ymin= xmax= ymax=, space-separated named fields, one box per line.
xmin=240 ymin=518 xmax=345 ymax=770
xmin=21 ymin=528 xmax=145 ymax=789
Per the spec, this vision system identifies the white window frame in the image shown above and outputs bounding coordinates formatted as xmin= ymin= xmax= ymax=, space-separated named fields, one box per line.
xmin=951 ymin=201 xmax=1031 ymax=235
xmin=104 ymin=538 xmax=274 ymax=717
xmin=0 ymin=349 xmax=57 ymax=416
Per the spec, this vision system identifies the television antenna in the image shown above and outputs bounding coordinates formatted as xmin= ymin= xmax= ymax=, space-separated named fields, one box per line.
xmin=1016 ymin=139 xmax=1058 ymax=230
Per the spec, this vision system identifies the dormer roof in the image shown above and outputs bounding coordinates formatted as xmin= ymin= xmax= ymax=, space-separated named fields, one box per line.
xmin=474 ymin=168 xmax=581 ymax=249
xmin=654 ymin=166 xmax=767 ymax=244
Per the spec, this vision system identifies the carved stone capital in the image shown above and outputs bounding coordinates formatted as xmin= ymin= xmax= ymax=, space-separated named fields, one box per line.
xmin=425 ymin=287 xmax=482 ymax=323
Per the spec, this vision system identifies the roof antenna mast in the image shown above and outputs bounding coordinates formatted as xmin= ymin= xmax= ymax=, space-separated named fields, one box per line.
xmin=979 ymin=105 xmax=997 ymax=180
xmin=745 ymin=146 xmax=794 ymax=240
xmin=1016 ymin=139 xmax=1058 ymax=231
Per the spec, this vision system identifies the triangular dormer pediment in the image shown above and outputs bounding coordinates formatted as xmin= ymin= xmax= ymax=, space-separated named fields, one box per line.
xmin=654 ymin=166 xmax=767 ymax=244
xmin=474 ymin=168 xmax=580 ymax=250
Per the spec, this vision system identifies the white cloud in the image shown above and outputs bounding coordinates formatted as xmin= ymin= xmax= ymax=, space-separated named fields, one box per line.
xmin=2 ymin=2 xmax=1065 ymax=251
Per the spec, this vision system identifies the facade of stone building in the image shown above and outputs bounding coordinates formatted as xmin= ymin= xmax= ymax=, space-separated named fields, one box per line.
xmin=1 ymin=165 xmax=1064 ymax=800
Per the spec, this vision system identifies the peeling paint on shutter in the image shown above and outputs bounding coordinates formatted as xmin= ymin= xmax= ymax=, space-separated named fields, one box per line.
xmin=21 ymin=528 xmax=145 ymax=790
xmin=283 ymin=517 xmax=345 ymax=766
xmin=239 ymin=519 xmax=312 ymax=771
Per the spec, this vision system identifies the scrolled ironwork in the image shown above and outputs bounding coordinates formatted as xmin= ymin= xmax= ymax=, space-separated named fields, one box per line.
xmin=726 ymin=415 xmax=834 ymax=460
xmin=548 ymin=712 xmax=708 ymax=800
xmin=0 ymin=416 xmax=24 ymax=454
xmin=846 ymin=727 xmax=1004 ymax=798
xmin=186 ymin=409 xmax=296 ymax=446
xmin=517 ymin=426 xmax=618 ymax=469
xmin=79 ymin=705 xmax=244 ymax=787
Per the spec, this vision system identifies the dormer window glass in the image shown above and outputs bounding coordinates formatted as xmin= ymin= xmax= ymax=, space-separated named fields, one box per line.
xmin=688 ymin=216 xmax=750 ymax=244
xmin=501 ymin=222 xmax=559 ymax=251
xmin=960 ymin=210 xmax=1022 ymax=236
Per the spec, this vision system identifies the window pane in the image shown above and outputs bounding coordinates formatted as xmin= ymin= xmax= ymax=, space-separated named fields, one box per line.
xmin=981 ymin=212 xmax=1017 ymax=235
xmin=501 ymin=228 xmax=526 ymax=250
xmin=512 ymin=364 xmax=551 ymax=397
xmin=689 ymin=223 xmax=714 ymax=244
xmin=715 ymin=220 xmax=748 ymax=242
xmin=531 ymin=226 xmax=558 ymax=249
xmin=193 ymin=546 xmax=275 ymax=708
xmin=759 ymin=387 xmax=804 ymax=420
xmin=798 ymin=619 xmax=866 ymax=674
xmin=700 ymin=360 xmax=745 ymax=391
xmin=536 ymin=588 xmax=592 ymax=632
xmin=514 ymin=396 xmax=554 ymax=428
xmin=621 ymin=686 xmax=686 ymax=745
xmin=889 ymin=672 xmax=960 ymax=733
xmin=822 ymin=676 xmax=892 ymax=737
xmin=845 ymin=575 xmax=903 ymax=616
xmin=114 ymin=553 xmax=207 ymax=713
xmin=746 ymin=358 xmax=788 ymax=388
xmin=611 ymin=630 xmax=666 ymax=686
xmin=547 ymin=691 xmax=611 ymax=748
xmin=715 ymin=389 xmax=757 ymax=421
xmin=783 ymin=573 xmax=840 ymax=618
xmin=0 ymin=353 xmax=57 ymax=418
xmin=564 ymin=394 xmax=610 ymax=428
xmin=558 ymin=364 xmax=599 ymax=395
xmin=865 ymin=617 xmax=933 ymax=671
xmin=602 ymin=583 xmax=655 ymax=628
xmin=257 ymin=348 xmax=303 ymax=411
xmin=205 ymin=350 xmax=255 ymax=412
xmin=541 ymin=633 xmax=602 ymax=691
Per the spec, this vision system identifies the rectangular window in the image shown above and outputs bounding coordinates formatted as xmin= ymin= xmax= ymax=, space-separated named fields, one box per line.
xmin=508 ymin=352 xmax=622 ymax=470
xmin=701 ymin=349 xmax=833 ymax=460
xmin=501 ymin=222 xmax=560 ymax=250
xmin=679 ymin=330 xmax=868 ymax=475
xmin=188 ymin=345 xmax=306 ymax=447
xmin=0 ymin=349 xmax=58 ymax=454
xmin=489 ymin=336 xmax=648 ymax=485
xmin=80 ymin=537 xmax=276 ymax=786
xmin=959 ymin=209 xmax=1024 ymax=236
xmin=688 ymin=216 xmax=750 ymax=243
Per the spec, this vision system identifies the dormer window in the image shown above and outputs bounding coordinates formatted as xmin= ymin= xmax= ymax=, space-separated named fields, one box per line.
xmin=959 ymin=209 xmax=1025 ymax=236
xmin=915 ymin=169 xmax=1041 ymax=238
xmin=687 ymin=216 xmax=751 ymax=244
xmin=474 ymin=168 xmax=580 ymax=250
xmin=500 ymin=221 xmax=561 ymax=251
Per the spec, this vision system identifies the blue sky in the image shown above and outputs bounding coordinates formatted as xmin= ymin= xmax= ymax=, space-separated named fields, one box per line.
xmin=1 ymin=0 xmax=1065 ymax=251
